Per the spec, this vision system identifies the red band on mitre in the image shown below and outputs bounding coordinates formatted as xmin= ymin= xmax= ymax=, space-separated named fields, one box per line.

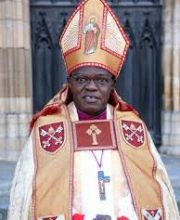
xmin=60 ymin=0 xmax=130 ymax=77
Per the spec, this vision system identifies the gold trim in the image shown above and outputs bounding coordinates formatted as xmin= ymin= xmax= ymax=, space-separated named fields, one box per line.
xmin=115 ymin=111 xmax=164 ymax=219
xmin=63 ymin=104 xmax=74 ymax=220
xmin=114 ymin=115 xmax=140 ymax=218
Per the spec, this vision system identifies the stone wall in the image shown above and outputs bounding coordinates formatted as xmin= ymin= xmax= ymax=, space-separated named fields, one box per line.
xmin=0 ymin=0 xmax=32 ymax=161
xmin=161 ymin=0 xmax=180 ymax=155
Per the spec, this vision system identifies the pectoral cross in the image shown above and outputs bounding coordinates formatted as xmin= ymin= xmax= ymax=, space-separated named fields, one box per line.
xmin=86 ymin=124 xmax=102 ymax=145
xmin=98 ymin=170 xmax=110 ymax=200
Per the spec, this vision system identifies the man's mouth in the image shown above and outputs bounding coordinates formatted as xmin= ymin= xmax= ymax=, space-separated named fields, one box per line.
xmin=83 ymin=95 xmax=99 ymax=103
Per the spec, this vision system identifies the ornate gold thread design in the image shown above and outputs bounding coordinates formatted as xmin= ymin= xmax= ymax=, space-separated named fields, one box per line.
xmin=72 ymin=119 xmax=117 ymax=151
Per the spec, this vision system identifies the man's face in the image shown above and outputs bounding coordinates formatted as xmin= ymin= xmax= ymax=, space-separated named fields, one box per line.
xmin=68 ymin=66 xmax=116 ymax=116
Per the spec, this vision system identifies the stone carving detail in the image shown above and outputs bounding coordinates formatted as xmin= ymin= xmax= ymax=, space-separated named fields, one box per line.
xmin=124 ymin=19 xmax=136 ymax=48
xmin=34 ymin=13 xmax=53 ymax=49
xmin=140 ymin=18 xmax=156 ymax=48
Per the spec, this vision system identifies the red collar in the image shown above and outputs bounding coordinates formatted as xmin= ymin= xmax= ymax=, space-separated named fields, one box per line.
xmin=77 ymin=109 xmax=107 ymax=120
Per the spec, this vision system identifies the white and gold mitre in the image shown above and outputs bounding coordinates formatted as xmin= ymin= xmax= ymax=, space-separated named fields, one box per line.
xmin=59 ymin=0 xmax=130 ymax=77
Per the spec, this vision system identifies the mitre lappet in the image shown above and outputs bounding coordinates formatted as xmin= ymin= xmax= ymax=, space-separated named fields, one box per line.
xmin=60 ymin=0 xmax=130 ymax=77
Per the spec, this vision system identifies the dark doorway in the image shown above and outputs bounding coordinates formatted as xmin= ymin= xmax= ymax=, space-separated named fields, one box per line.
xmin=30 ymin=0 xmax=162 ymax=146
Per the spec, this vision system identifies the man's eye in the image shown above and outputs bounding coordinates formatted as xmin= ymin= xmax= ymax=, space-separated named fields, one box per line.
xmin=97 ymin=78 xmax=108 ymax=83
xmin=76 ymin=77 xmax=87 ymax=82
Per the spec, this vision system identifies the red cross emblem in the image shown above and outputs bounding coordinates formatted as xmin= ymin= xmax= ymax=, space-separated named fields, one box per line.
xmin=141 ymin=208 xmax=162 ymax=220
xmin=121 ymin=120 xmax=145 ymax=148
xmin=39 ymin=122 xmax=65 ymax=153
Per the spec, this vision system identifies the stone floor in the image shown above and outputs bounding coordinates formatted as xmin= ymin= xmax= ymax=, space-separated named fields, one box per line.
xmin=0 ymin=154 xmax=179 ymax=220
xmin=0 ymin=161 xmax=16 ymax=220
xmin=161 ymin=154 xmax=180 ymax=208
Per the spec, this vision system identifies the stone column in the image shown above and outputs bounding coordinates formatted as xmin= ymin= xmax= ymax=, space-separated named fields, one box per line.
xmin=0 ymin=0 xmax=32 ymax=160
xmin=161 ymin=0 xmax=180 ymax=155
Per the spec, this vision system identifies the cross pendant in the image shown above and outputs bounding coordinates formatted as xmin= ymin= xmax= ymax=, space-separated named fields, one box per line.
xmin=98 ymin=171 xmax=110 ymax=200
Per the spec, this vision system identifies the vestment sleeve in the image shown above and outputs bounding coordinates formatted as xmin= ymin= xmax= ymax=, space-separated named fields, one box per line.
xmin=7 ymin=133 xmax=34 ymax=220
xmin=147 ymin=132 xmax=180 ymax=220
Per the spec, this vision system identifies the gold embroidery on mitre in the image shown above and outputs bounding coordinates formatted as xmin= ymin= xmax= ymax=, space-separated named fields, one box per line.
xmin=61 ymin=10 xmax=82 ymax=55
xmin=103 ymin=10 xmax=127 ymax=57
xmin=60 ymin=0 xmax=130 ymax=77
xmin=83 ymin=17 xmax=100 ymax=55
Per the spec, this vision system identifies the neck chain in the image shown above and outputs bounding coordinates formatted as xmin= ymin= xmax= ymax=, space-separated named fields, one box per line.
xmin=91 ymin=150 xmax=104 ymax=169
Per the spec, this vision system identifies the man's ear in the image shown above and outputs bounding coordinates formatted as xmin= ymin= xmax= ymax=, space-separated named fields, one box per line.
xmin=112 ymin=77 xmax=117 ymax=87
xmin=67 ymin=77 xmax=73 ymax=92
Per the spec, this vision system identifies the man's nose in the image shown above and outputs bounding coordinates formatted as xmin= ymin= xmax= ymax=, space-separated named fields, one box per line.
xmin=85 ymin=79 xmax=98 ymax=90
